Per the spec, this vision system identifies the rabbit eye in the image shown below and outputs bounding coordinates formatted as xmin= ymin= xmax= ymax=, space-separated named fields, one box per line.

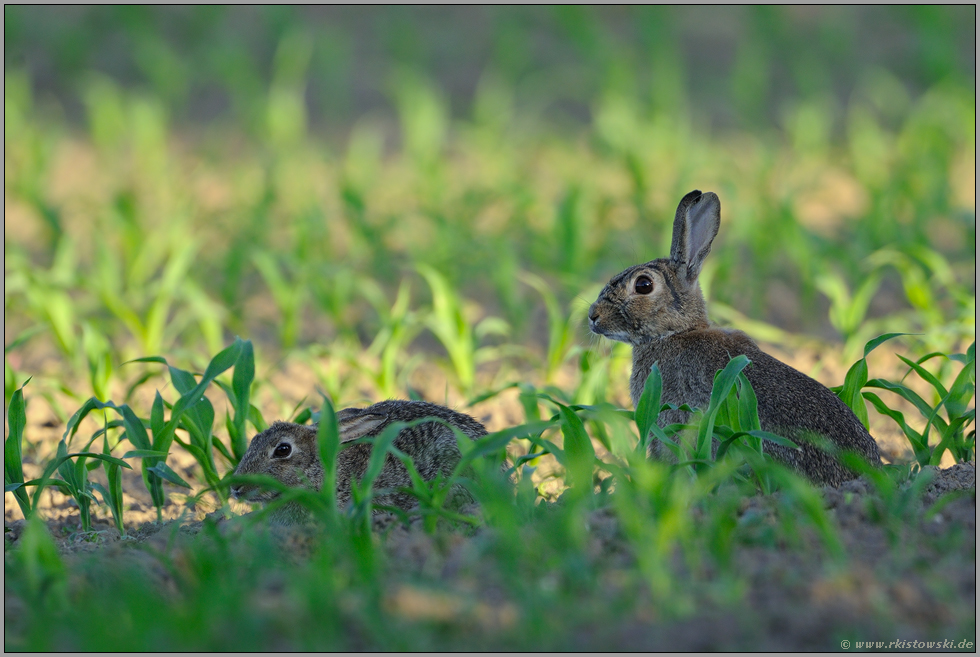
xmin=634 ymin=276 xmax=654 ymax=295
xmin=273 ymin=443 xmax=292 ymax=458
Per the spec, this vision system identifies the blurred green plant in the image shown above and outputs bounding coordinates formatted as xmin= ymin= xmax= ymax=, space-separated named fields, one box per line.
xmin=419 ymin=265 xmax=510 ymax=395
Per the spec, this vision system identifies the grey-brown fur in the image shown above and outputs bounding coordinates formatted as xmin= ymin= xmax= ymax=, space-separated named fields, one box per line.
xmin=231 ymin=399 xmax=488 ymax=524
xmin=588 ymin=190 xmax=882 ymax=486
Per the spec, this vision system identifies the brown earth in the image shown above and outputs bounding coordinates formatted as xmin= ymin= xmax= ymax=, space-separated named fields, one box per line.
xmin=3 ymin=462 xmax=975 ymax=650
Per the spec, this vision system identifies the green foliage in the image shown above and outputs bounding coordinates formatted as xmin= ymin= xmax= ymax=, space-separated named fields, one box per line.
xmin=864 ymin=341 xmax=976 ymax=466
xmin=2 ymin=8 xmax=976 ymax=650
xmin=56 ymin=339 xmax=249 ymax=523
xmin=5 ymin=338 xmax=976 ymax=650
xmin=834 ymin=333 xmax=912 ymax=430
xmin=216 ymin=339 xmax=255 ymax=462
xmin=4 ymin=10 xmax=975 ymax=399
xmin=8 ymin=514 xmax=67 ymax=611
xmin=4 ymin=379 xmax=32 ymax=517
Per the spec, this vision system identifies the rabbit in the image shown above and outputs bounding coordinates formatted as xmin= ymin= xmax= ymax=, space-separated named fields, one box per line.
xmin=588 ymin=189 xmax=882 ymax=486
xmin=231 ymin=399 xmax=489 ymax=524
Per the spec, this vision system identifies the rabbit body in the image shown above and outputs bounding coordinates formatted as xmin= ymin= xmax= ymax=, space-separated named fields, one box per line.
xmin=589 ymin=190 xmax=882 ymax=486
xmin=232 ymin=400 xmax=488 ymax=524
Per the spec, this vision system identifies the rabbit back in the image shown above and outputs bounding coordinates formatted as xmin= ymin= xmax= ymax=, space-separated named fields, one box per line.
xmin=334 ymin=399 xmax=488 ymax=510
xmin=633 ymin=327 xmax=882 ymax=485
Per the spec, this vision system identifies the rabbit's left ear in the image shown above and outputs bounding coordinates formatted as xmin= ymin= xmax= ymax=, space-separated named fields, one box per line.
xmin=670 ymin=190 xmax=721 ymax=283
xmin=337 ymin=411 xmax=388 ymax=443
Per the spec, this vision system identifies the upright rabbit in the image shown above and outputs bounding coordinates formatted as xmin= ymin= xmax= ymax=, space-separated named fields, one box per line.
xmin=231 ymin=399 xmax=488 ymax=523
xmin=588 ymin=190 xmax=882 ymax=486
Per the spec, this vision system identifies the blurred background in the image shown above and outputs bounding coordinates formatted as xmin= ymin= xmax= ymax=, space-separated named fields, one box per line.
xmin=4 ymin=6 xmax=976 ymax=420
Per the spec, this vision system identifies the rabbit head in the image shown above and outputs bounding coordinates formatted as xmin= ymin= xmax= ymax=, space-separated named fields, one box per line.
xmin=230 ymin=411 xmax=388 ymax=502
xmin=589 ymin=190 xmax=720 ymax=344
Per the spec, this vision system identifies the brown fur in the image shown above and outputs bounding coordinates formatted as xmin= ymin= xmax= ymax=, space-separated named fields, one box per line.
xmin=588 ymin=190 xmax=882 ymax=486
xmin=231 ymin=400 xmax=488 ymax=523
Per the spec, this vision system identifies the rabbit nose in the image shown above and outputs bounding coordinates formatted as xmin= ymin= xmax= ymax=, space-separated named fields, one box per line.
xmin=230 ymin=485 xmax=242 ymax=499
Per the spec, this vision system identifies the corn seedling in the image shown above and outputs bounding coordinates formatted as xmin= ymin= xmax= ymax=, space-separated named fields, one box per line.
xmin=814 ymin=268 xmax=884 ymax=359
xmin=520 ymin=272 xmax=597 ymax=384
xmin=4 ymin=379 xmax=33 ymax=518
xmin=863 ymin=341 xmax=976 ymax=466
xmin=355 ymin=278 xmax=423 ymax=397
xmin=419 ymin=264 xmax=509 ymax=394
xmin=833 ymin=332 xmax=912 ymax=430
xmin=214 ymin=339 xmax=256 ymax=463
xmin=63 ymin=339 xmax=246 ymax=521
xmin=252 ymin=251 xmax=308 ymax=349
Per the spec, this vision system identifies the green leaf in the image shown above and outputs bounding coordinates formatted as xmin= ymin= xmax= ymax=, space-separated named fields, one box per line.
xmin=27 ymin=450 xmax=131 ymax=513
xmin=16 ymin=514 xmax=67 ymax=602
xmin=292 ymin=407 xmax=313 ymax=425
xmin=654 ymin=433 xmax=684 ymax=461
xmin=317 ymin=395 xmax=341 ymax=514
xmin=65 ymin=451 xmax=133 ymax=470
xmin=248 ymin=403 xmax=268 ymax=433
xmin=145 ymin=462 xmax=192 ymax=488
xmin=155 ymin=339 xmax=243 ymax=455
xmin=120 ymin=403 xmax=152 ymax=451
xmin=697 ymin=355 xmax=751 ymax=460
xmin=356 ymin=421 xmax=405 ymax=499
xmin=862 ymin=391 xmax=929 ymax=464
xmin=930 ymin=410 xmax=976 ymax=466
xmin=4 ymin=326 xmax=45 ymax=354
xmin=716 ymin=430 xmax=799 ymax=462
xmin=896 ymin=354 xmax=948 ymax=399
xmin=634 ymin=363 xmax=663 ymax=453
xmin=231 ymin=339 xmax=255 ymax=460
xmin=517 ymin=383 xmax=542 ymax=422
xmin=559 ymin=404 xmax=595 ymax=492
xmin=120 ymin=449 xmax=170 ymax=459
xmin=179 ymin=390 xmax=216 ymax=450
xmin=524 ymin=435 xmax=567 ymax=468
xmin=126 ymin=356 xmax=168 ymax=365
xmin=863 ymin=332 xmax=912 ymax=359
xmin=167 ymin=366 xmax=194 ymax=395
xmin=101 ymin=426 xmax=125 ymax=535
xmin=736 ymin=373 xmax=762 ymax=433
xmin=944 ymin=358 xmax=976 ymax=421
xmin=466 ymin=421 xmax=556 ymax=463
xmin=56 ymin=440 xmax=81 ymax=493
xmin=4 ymin=381 xmax=30 ymax=516
xmin=836 ymin=333 xmax=912 ymax=430
xmin=750 ymin=430 xmax=800 ymax=450
xmin=837 ymin=357 xmax=870 ymax=429
xmin=63 ymin=395 xmax=108 ymax=444
xmin=866 ymin=378 xmax=949 ymax=435
xmin=467 ymin=382 xmax=520 ymax=406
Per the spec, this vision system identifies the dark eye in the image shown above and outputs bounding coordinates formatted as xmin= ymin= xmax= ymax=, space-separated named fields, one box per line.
xmin=634 ymin=276 xmax=654 ymax=295
xmin=273 ymin=443 xmax=291 ymax=458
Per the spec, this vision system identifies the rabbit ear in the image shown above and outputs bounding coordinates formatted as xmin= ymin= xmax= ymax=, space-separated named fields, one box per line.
xmin=670 ymin=190 xmax=720 ymax=282
xmin=337 ymin=411 xmax=388 ymax=444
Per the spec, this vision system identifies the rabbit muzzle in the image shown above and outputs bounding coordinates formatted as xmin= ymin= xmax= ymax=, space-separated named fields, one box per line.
xmin=229 ymin=482 xmax=278 ymax=503
xmin=588 ymin=306 xmax=631 ymax=343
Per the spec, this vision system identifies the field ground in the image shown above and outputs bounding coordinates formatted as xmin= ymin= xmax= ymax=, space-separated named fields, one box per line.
xmin=5 ymin=340 xmax=977 ymax=650
xmin=4 ymin=463 xmax=975 ymax=650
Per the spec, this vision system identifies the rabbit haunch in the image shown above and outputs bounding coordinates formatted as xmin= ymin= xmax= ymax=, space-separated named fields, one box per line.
xmin=231 ymin=400 xmax=488 ymax=523
xmin=588 ymin=190 xmax=882 ymax=486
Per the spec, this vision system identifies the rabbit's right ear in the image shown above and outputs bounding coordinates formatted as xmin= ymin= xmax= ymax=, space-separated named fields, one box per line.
xmin=669 ymin=190 xmax=721 ymax=283
xmin=337 ymin=411 xmax=388 ymax=444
